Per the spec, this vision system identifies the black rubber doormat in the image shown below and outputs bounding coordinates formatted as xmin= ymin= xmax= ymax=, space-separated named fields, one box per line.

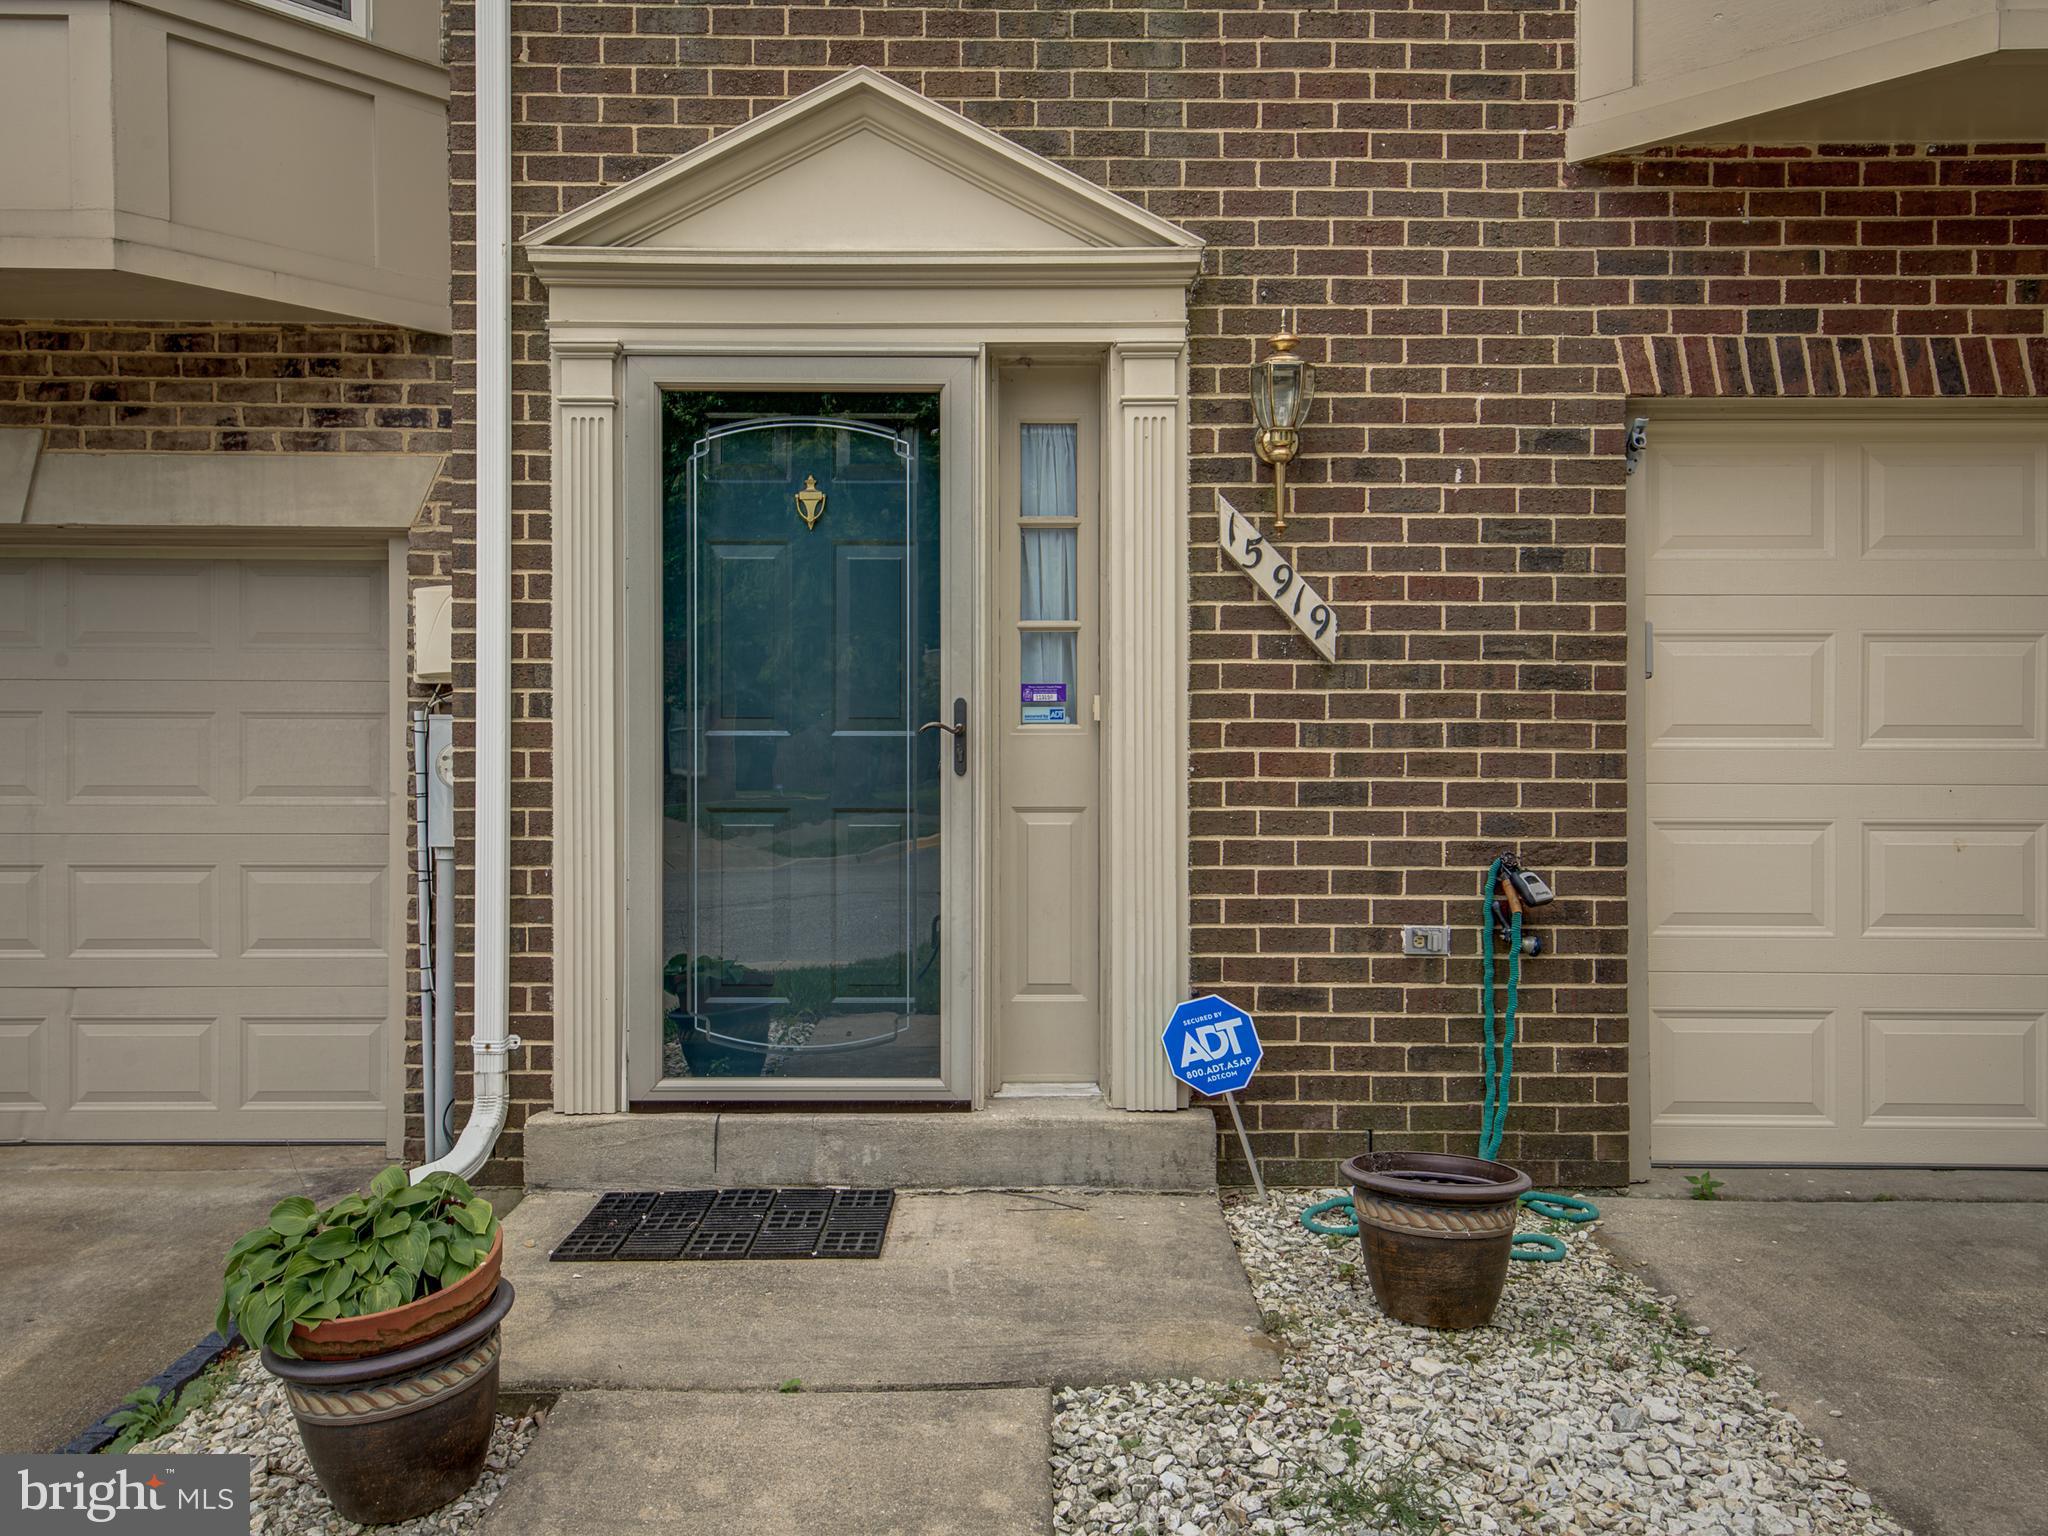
xmin=549 ymin=1187 xmax=896 ymax=1262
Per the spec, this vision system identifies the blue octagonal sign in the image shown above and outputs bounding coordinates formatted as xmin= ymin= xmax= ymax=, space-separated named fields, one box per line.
xmin=1162 ymin=994 xmax=1262 ymax=1097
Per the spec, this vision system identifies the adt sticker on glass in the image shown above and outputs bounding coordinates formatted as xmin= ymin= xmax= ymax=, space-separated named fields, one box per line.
xmin=1021 ymin=682 xmax=1068 ymax=724
xmin=1161 ymin=994 xmax=1262 ymax=1096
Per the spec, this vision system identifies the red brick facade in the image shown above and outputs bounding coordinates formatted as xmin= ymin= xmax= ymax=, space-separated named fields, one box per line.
xmin=428 ymin=0 xmax=2046 ymax=1188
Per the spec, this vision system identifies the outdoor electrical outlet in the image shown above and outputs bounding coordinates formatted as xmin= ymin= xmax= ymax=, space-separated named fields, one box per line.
xmin=1402 ymin=925 xmax=1452 ymax=957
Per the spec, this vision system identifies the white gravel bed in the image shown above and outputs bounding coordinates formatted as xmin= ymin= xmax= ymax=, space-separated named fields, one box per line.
xmin=1053 ymin=1192 xmax=1907 ymax=1536
xmin=131 ymin=1350 xmax=542 ymax=1535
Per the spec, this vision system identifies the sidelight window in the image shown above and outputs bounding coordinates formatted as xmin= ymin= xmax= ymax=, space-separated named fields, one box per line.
xmin=1018 ymin=422 xmax=1080 ymax=724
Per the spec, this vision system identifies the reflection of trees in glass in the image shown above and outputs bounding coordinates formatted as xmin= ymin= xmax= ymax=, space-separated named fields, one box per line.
xmin=660 ymin=391 xmax=942 ymax=831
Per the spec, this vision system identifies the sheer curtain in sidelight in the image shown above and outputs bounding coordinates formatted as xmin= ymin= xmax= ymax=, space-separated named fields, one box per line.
xmin=1019 ymin=422 xmax=1079 ymax=712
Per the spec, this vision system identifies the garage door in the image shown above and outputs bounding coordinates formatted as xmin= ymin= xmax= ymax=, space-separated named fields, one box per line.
xmin=0 ymin=556 xmax=394 ymax=1142
xmin=1642 ymin=418 xmax=2048 ymax=1165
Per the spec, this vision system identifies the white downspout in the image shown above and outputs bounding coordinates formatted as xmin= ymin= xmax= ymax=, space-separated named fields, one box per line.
xmin=415 ymin=0 xmax=514 ymax=1183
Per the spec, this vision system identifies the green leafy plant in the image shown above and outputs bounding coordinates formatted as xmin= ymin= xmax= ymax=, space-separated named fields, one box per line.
xmin=103 ymin=1374 xmax=217 ymax=1455
xmin=218 ymin=1166 xmax=500 ymax=1360
xmin=778 ymin=1378 xmax=803 ymax=1394
xmin=1685 ymin=1171 xmax=1725 ymax=1201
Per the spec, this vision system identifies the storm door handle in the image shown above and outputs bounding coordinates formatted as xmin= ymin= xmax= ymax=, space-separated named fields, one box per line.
xmin=919 ymin=697 xmax=968 ymax=776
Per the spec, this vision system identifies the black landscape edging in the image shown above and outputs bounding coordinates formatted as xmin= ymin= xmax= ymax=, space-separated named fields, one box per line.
xmin=56 ymin=1327 xmax=240 ymax=1456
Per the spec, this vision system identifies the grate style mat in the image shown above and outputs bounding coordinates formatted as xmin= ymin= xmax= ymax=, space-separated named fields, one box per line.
xmin=550 ymin=1187 xmax=896 ymax=1262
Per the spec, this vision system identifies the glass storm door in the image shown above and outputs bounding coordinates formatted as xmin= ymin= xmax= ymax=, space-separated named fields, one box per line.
xmin=661 ymin=393 xmax=943 ymax=1086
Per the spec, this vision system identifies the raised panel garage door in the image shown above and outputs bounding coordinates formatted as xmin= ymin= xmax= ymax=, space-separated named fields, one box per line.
xmin=0 ymin=556 xmax=394 ymax=1142
xmin=1642 ymin=419 xmax=2048 ymax=1165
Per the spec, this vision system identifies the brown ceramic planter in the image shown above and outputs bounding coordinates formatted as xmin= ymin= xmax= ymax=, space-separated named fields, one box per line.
xmin=1341 ymin=1152 xmax=1532 ymax=1331
xmin=263 ymin=1279 xmax=514 ymax=1527
xmin=291 ymin=1229 xmax=503 ymax=1361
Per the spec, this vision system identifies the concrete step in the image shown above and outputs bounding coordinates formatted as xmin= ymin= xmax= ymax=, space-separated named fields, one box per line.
xmin=480 ymin=1388 xmax=1052 ymax=1536
xmin=497 ymin=1189 xmax=1281 ymax=1394
xmin=523 ymin=1095 xmax=1217 ymax=1192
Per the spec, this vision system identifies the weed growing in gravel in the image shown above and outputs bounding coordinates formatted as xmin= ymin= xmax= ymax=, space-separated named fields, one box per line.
xmin=1682 ymin=1352 xmax=1721 ymax=1379
xmin=1278 ymin=1448 xmax=1456 ymax=1534
xmin=103 ymin=1353 xmax=238 ymax=1454
xmin=1531 ymin=1323 xmax=1574 ymax=1356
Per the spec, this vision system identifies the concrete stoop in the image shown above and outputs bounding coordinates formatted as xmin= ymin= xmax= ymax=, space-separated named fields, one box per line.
xmin=479 ymin=1188 xmax=1279 ymax=1534
xmin=522 ymin=1095 xmax=1219 ymax=1192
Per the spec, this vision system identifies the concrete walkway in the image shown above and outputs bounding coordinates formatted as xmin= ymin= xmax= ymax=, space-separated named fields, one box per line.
xmin=489 ymin=1389 xmax=1051 ymax=1535
xmin=1598 ymin=1197 xmax=2048 ymax=1536
xmin=483 ymin=1189 xmax=1277 ymax=1535
xmin=0 ymin=1144 xmax=387 ymax=1452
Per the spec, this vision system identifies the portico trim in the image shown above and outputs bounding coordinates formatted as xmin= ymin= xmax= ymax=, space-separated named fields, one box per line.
xmin=529 ymin=67 xmax=1199 ymax=1115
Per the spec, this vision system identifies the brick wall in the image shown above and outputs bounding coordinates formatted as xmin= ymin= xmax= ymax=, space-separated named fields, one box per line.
xmin=438 ymin=0 xmax=2047 ymax=1189
xmin=0 ymin=323 xmax=449 ymax=452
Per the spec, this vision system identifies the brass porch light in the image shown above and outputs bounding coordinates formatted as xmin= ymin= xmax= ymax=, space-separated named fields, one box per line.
xmin=1250 ymin=311 xmax=1317 ymax=534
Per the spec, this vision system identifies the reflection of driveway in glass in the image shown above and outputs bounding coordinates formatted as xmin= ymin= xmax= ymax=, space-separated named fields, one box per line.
xmin=664 ymin=835 xmax=939 ymax=970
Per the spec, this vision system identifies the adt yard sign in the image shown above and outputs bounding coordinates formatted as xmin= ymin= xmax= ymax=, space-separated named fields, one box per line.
xmin=1163 ymin=994 xmax=1262 ymax=1096
xmin=1163 ymin=994 xmax=1267 ymax=1195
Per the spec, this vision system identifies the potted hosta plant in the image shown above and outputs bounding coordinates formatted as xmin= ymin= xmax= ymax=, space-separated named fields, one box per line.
xmin=219 ymin=1166 xmax=514 ymax=1525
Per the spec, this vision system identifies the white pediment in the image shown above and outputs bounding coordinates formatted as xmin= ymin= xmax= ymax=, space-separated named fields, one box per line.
xmin=526 ymin=68 xmax=1201 ymax=268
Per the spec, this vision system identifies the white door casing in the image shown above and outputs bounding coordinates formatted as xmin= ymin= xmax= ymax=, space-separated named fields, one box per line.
xmin=530 ymin=69 xmax=1201 ymax=1113
xmin=1631 ymin=410 xmax=2048 ymax=1168
xmin=619 ymin=354 xmax=978 ymax=1101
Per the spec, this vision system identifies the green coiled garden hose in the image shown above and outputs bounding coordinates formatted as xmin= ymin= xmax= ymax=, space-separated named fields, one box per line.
xmin=1300 ymin=857 xmax=1599 ymax=1262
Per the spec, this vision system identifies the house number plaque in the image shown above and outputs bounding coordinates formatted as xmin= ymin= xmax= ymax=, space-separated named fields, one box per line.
xmin=1217 ymin=493 xmax=1339 ymax=663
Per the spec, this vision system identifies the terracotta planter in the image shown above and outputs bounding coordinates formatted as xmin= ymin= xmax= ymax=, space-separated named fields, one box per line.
xmin=264 ymin=1279 xmax=514 ymax=1527
xmin=291 ymin=1229 xmax=503 ymax=1361
xmin=1341 ymin=1152 xmax=1532 ymax=1331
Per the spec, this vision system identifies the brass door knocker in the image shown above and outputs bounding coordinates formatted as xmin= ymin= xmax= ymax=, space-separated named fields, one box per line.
xmin=794 ymin=474 xmax=826 ymax=530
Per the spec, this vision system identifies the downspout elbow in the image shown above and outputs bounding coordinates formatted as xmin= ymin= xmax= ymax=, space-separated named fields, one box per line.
xmin=410 ymin=1037 xmax=519 ymax=1185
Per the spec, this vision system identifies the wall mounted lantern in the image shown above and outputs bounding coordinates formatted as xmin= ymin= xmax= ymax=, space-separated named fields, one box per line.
xmin=1249 ymin=312 xmax=1317 ymax=535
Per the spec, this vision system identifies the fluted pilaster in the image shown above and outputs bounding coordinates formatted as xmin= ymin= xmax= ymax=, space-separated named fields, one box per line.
xmin=1103 ymin=345 xmax=1190 ymax=1111
xmin=551 ymin=343 xmax=622 ymax=1113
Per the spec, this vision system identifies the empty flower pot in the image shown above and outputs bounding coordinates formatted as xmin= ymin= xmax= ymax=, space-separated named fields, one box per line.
xmin=1341 ymin=1152 xmax=1531 ymax=1331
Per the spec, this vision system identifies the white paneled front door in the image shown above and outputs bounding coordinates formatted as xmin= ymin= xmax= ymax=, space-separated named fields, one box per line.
xmin=1639 ymin=417 xmax=2048 ymax=1165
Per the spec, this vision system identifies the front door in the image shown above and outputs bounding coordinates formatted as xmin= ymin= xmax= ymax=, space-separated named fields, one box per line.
xmin=652 ymin=392 xmax=948 ymax=1092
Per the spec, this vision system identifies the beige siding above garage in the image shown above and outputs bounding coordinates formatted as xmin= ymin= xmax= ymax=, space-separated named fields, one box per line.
xmin=1637 ymin=417 xmax=2048 ymax=1167
xmin=0 ymin=555 xmax=395 ymax=1142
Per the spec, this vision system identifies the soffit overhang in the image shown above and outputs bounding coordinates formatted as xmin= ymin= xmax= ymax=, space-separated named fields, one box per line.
xmin=1569 ymin=0 xmax=2048 ymax=161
